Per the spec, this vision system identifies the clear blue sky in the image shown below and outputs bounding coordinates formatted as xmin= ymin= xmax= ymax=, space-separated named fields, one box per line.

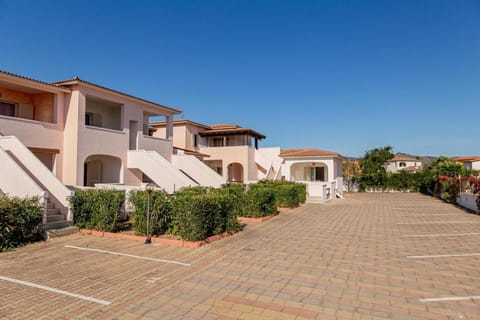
xmin=1 ymin=0 xmax=479 ymax=157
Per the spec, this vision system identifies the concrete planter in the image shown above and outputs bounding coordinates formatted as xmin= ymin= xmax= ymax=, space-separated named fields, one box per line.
xmin=238 ymin=214 xmax=278 ymax=223
xmin=79 ymin=228 xmax=241 ymax=248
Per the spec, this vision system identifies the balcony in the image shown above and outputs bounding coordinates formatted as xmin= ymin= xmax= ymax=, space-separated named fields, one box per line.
xmin=0 ymin=115 xmax=62 ymax=150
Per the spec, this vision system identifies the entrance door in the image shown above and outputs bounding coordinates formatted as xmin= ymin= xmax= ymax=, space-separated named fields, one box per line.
xmin=315 ymin=167 xmax=325 ymax=181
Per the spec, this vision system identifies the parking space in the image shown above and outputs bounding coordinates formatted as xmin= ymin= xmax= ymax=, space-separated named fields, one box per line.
xmin=1 ymin=193 xmax=480 ymax=319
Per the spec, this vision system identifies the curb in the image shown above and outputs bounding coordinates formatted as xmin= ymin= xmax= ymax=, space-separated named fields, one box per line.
xmin=79 ymin=228 xmax=241 ymax=248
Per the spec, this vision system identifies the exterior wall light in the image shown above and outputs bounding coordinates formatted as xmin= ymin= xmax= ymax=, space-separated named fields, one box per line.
xmin=145 ymin=183 xmax=155 ymax=244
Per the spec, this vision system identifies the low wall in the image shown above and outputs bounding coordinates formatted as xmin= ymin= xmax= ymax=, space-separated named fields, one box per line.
xmin=457 ymin=193 xmax=479 ymax=212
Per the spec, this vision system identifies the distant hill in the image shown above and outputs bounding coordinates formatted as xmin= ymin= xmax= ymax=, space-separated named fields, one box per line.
xmin=344 ymin=153 xmax=439 ymax=164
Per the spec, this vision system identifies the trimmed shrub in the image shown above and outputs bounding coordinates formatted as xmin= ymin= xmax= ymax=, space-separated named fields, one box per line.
xmin=218 ymin=183 xmax=247 ymax=217
xmin=272 ymin=182 xmax=307 ymax=207
xmin=0 ymin=196 xmax=44 ymax=251
xmin=129 ymin=190 xmax=172 ymax=236
xmin=69 ymin=189 xmax=124 ymax=232
xmin=244 ymin=185 xmax=277 ymax=218
xmin=174 ymin=186 xmax=210 ymax=198
xmin=170 ymin=193 xmax=240 ymax=241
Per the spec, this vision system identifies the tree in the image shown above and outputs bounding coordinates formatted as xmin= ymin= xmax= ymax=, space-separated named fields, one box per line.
xmin=417 ymin=157 xmax=477 ymax=195
xmin=343 ymin=160 xmax=361 ymax=192
xmin=357 ymin=146 xmax=394 ymax=191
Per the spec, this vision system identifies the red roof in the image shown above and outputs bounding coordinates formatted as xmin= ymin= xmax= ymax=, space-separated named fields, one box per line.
xmin=455 ymin=156 xmax=480 ymax=163
xmin=388 ymin=155 xmax=419 ymax=162
xmin=280 ymin=148 xmax=341 ymax=158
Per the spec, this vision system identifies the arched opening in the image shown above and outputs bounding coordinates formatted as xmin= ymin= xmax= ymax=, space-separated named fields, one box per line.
xmin=83 ymin=155 xmax=122 ymax=187
xmin=290 ymin=162 xmax=328 ymax=182
xmin=227 ymin=162 xmax=244 ymax=183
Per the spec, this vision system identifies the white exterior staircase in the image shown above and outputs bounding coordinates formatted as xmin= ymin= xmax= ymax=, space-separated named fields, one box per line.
xmin=172 ymin=154 xmax=225 ymax=188
xmin=0 ymin=136 xmax=73 ymax=230
xmin=127 ymin=150 xmax=197 ymax=193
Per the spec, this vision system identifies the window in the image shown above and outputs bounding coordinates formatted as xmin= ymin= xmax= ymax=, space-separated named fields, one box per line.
xmin=194 ymin=134 xmax=198 ymax=147
xmin=0 ymin=101 xmax=16 ymax=117
xmin=399 ymin=162 xmax=406 ymax=167
xmin=212 ymin=138 xmax=223 ymax=147
xmin=85 ymin=112 xmax=102 ymax=127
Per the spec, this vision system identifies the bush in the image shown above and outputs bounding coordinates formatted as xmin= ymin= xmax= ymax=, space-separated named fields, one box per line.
xmin=272 ymin=182 xmax=306 ymax=207
xmin=218 ymin=183 xmax=247 ymax=217
xmin=0 ymin=196 xmax=44 ymax=251
xmin=69 ymin=189 xmax=124 ymax=232
xmin=245 ymin=184 xmax=277 ymax=218
xmin=170 ymin=192 xmax=240 ymax=241
xmin=129 ymin=190 xmax=172 ymax=236
xmin=174 ymin=186 xmax=210 ymax=198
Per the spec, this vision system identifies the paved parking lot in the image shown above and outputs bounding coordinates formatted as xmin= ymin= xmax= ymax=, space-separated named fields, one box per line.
xmin=1 ymin=193 xmax=480 ymax=319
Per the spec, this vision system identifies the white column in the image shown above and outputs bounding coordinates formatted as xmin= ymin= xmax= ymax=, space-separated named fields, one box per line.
xmin=166 ymin=115 xmax=173 ymax=140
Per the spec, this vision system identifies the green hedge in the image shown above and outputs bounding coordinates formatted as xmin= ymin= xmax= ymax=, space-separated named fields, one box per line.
xmin=69 ymin=189 xmax=125 ymax=232
xmin=129 ymin=190 xmax=172 ymax=236
xmin=270 ymin=181 xmax=306 ymax=207
xmin=128 ymin=187 xmax=241 ymax=241
xmin=170 ymin=193 xmax=240 ymax=241
xmin=244 ymin=184 xmax=277 ymax=218
xmin=0 ymin=196 xmax=44 ymax=251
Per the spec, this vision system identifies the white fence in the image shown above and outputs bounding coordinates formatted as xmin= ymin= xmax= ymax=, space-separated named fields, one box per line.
xmin=457 ymin=193 xmax=479 ymax=212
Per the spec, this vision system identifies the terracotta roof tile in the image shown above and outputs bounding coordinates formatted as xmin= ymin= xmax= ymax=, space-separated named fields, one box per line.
xmin=199 ymin=126 xmax=266 ymax=139
xmin=280 ymin=148 xmax=341 ymax=157
xmin=53 ymin=77 xmax=181 ymax=113
xmin=0 ymin=70 xmax=70 ymax=92
xmin=388 ymin=155 xmax=419 ymax=162
xmin=454 ymin=156 xmax=480 ymax=163
xmin=402 ymin=166 xmax=420 ymax=172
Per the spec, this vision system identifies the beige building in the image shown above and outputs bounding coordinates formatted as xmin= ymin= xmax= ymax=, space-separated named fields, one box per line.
xmin=150 ymin=120 xmax=278 ymax=183
xmin=455 ymin=156 xmax=480 ymax=172
xmin=0 ymin=71 xmax=221 ymax=229
xmin=386 ymin=155 xmax=422 ymax=173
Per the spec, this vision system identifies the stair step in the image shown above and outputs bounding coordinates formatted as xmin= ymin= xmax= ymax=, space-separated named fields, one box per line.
xmin=46 ymin=214 xmax=66 ymax=222
xmin=46 ymin=208 xmax=60 ymax=215
xmin=46 ymin=202 xmax=55 ymax=210
xmin=45 ymin=226 xmax=79 ymax=239
xmin=44 ymin=220 xmax=72 ymax=230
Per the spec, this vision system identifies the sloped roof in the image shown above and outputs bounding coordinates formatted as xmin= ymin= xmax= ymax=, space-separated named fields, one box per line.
xmin=402 ymin=165 xmax=420 ymax=172
xmin=0 ymin=70 xmax=70 ymax=93
xmin=388 ymin=155 xmax=419 ymax=162
xmin=53 ymin=77 xmax=181 ymax=114
xmin=199 ymin=126 xmax=266 ymax=139
xmin=280 ymin=148 xmax=341 ymax=158
xmin=173 ymin=147 xmax=210 ymax=158
xmin=150 ymin=119 xmax=210 ymax=130
xmin=454 ymin=156 xmax=480 ymax=163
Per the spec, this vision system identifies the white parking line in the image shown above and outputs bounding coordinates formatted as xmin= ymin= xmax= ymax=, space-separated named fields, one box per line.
xmin=397 ymin=221 xmax=477 ymax=225
xmin=420 ymin=295 xmax=480 ymax=303
xmin=64 ymin=245 xmax=191 ymax=267
xmin=396 ymin=214 xmax=456 ymax=216
xmin=0 ymin=276 xmax=111 ymax=305
xmin=402 ymin=233 xmax=480 ymax=238
xmin=407 ymin=253 xmax=480 ymax=259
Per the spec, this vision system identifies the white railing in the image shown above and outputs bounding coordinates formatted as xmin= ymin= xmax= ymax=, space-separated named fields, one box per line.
xmin=138 ymin=135 xmax=172 ymax=160
xmin=457 ymin=193 xmax=479 ymax=212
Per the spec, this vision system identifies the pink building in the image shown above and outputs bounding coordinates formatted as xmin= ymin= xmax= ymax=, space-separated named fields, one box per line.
xmin=150 ymin=120 xmax=283 ymax=183
xmin=0 ymin=71 xmax=211 ymax=229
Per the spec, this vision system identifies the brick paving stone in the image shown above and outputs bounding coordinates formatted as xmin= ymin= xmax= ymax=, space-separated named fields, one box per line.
xmin=1 ymin=193 xmax=480 ymax=319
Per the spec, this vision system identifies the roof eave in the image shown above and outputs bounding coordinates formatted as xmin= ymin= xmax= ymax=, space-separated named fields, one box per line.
xmin=0 ymin=70 xmax=70 ymax=93
xmin=54 ymin=79 xmax=182 ymax=114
